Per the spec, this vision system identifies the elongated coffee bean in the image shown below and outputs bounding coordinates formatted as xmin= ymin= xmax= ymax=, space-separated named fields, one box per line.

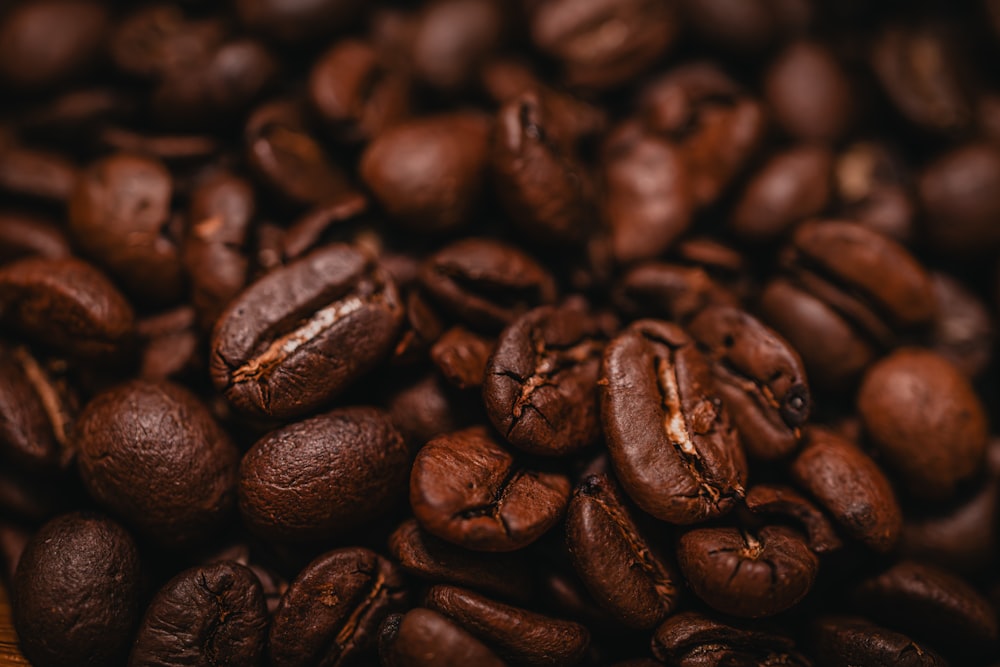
xmin=211 ymin=244 xmax=404 ymax=419
xmin=600 ymin=319 xmax=747 ymax=524
xmin=379 ymin=609 xmax=506 ymax=667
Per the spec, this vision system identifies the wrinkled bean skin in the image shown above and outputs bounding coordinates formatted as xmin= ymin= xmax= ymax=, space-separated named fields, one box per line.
xmin=688 ymin=306 xmax=810 ymax=460
xmin=652 ymin=611 xmax=811 ymax=667
xmin=128 ymin=562 xmax=268 ymax=667
xmin=269 ymin=547 xmax=407 ymax=667
xmin=410 ymin=426 xmax=570 ymax=551
xmin=13 ymin=513 xmax=142 ymax=667
xmin=211 ymin=244 xmax=404 ymax=419
xmin=379 ymin=609 xmax=506 ymax=667
xmin=600 ymin=319 xmax=747 ymax=524
xmin=810 ymin=616 xmax=949 ymax=667
xmin=239 ymin=406 xmax=409 ymax=543
xmin=566 ymin=474 xmax=679 ymax=629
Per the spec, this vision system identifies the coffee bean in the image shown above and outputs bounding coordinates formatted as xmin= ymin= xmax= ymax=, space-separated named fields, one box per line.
xmin=929 ymin=272 xmax=994 ymax=378
xmin=109 ymin=5 xmax=226 ymax=80
xmin=0 ymin=212 xmax=71 ymax=263
xmin=688 ymin=306 xmax=810 ymax=460
xmin=745 ymin=484 xmax=843 ymax=554
xmin=75 ymin=380 xmax=239 ymax=546
xmin=13 ymin=512 xmax=142 ymax=667
xmin=484 ymin=303 xmax=609 ymax=457
xmin=680 ymin=0 xmax=809 ymax=52
xmin=613 ymin=262 xmax=738 ymax=324
xmin=790 ymin=427 xmax=902 ymax=553
xmin=235 ymin=0 xmax=366 ymax=42
xmin=809 ymin=616 xmax=949 ymax=667
xmin=239 ymin=406 xmax=408 ymax=543
xmin=384 ymin=372 xmax=475 ymax=450
xmin=361 ymin=112 xmax=491 ymax=233
xmin=565 ymin=474 xmax=679 ymax=629
xmin=410 ymin=425 xmax=570 ymax=551
xmin=269 ymin=547 xmax=407 ymax=667
xmin=0 ymin=145 xmax=79 ymax=204
xmin=677 ymin=525 xmax=819 ymax=618
xmin=600 ymin=319 xmax=747 ymax=524
xmin=411 ymin=0 xmax=505 ymax=93
xmin=419 ymin=238 xmax=557 ymax=331
xmin=858 ymin=349 xmax=987 ymax=501
xmin=0 ymin=257 xmax=135 ymax=359
xmin=424 ymin=585 xmax=591 ymax=666
xmin=136 ymin=306 xmax=201 ymax=381
xmin=431 ymin=326 xmax=494 ymax=390
xmin=210 ymin=244 xmax=404 ymax=419
xmin=129 ymin=561 xmax=268 ymax=667
xmin=379 ymin=608 xmax=506 ymax=667
xmin=652 ymin=611 xmax=810 ymax=666
xmin=834 ymin=141 xmax=915 ymax=244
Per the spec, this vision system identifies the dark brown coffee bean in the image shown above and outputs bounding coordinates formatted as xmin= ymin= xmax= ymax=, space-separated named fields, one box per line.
xmin=745 ymin=484 xmax=843 ymax=554
xmin=136 ymin=306 xmax=201 ymax=381
xmin=688 ymin=306 xmax=810 ymax=460
xmin=679 ymin=0 xmax=812 ymax=53
xmin=764 ymin=40 xmax=855 ymax=143
xmin=0 ymin=0 xmax=109 ymax=90
xmin=269 ymin=547 xmax=407 ymax=667
xmin=210 ymin=244 xmax=404 ymax=419
xmin=128 ymin=561 xmax=268 ymax=667
xmin=97 ymin=128 xmax=221 ymax=164
xmin=677 ymin=525 xmax=819 ymax=618
xmin=834 ymin=141 xmax=916 ymax=244
xmin=109 ymin=5 xmax=226 ymax=79
xmin=389 ymin=519 xmax=532 ymax=603
xmin=245 ymin=99 xmax=354 ymax=207
xmin=425 ymin=585 xmax=590 ymax=666
xmin=0 ymin=146 xmax=79 ymax=204
xmin=858 ymin=348 xmax=987 ymax=501
xmin=493 ymin=90 xmax=593 ymax=246
xmin=278 ymin=193 xmax=369 ymax=264
xmin=601 ymin=121 xmax=692 ymax=264
xmin=239 ymin=406 xmax=408 ymax=543
xmin=410 ymin=425 xmax=570 ymax=551
xmin=385 ymin=372 xmax=474 ymax=450
xmin=380 ymin=608 xmax=505 ymax=667
xmin=810 ymin=616 xmax=949 ymax=667
xmin=852 ymin=561 xmax=999 ymax=651
xmin=0 ymin=257 xmax=134 ymax=360
xmin=529 ymin=0 xmax=679 ymax=90
xmin=13 ymin=512 xmax=142 ymax=667
xmin=412 ymin=0 xmax=505 ymax=93
xmin=651 ymin=611 xmax=811 ymax=667
xmin=0 ymin=345 xmax=76 ymax=473
xmin=929 ymin=272 xmax=993 ymax=378
xmin=790 ymin=427 xmax=902 ymax=553
xmin=484 ymin=304 xmax=608 ymax=457
xmin=600 ymin=319 xmax=747 ymax=524
xmin=566 ymin=474 xmax=679 ymax=629
xmin=613 ymin=262 xmax=738 ymax=324
xmin=69 ymin=152 xmax=185 ymax=304
xmin=309 ymin=39 xmax=411 ymax=144
xmin=0 ymin=212 xmax=71 ymax=264
xmin=235 ymin=0 xmax=366 ymax=42
xmin=361 ymin=112 xmax=491 ymax=233
xmin=75 ymin=380 xmax=239 ymax=546
xmin=419 ymin=238 xmax=558 ymax=331
xmin=431 ymin=326 xmax=494 ymax=390
xmin=728 ymin=145 xmax=833 ymax=242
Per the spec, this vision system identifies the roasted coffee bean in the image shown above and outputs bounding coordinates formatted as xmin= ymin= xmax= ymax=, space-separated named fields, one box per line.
xmin=651 ymin=611 xmax=811 ymax=667
xmin=279 ymin=192 xmax=370 ymax=264
xmin=852 ymin=561 xmax=999 ymax=652
xmin=425 ymin=585 xmax=590 ymax=666
xmin=613 ymin=262 xmax=738 ymax=324
xmin=129 ymin=562 xmax=268 ymax=667
xmin=210 ymin=244 xmax=404 ymax=419
xmin=136 ymin=306 xmax=201 ymax=381
xmin=361 ymin=112 xmax=491 ymax=233
xmin=728 ymin=145 xmax=833 ymax=242
xmin=677 ymin=525 xmax=819 ymax=618
xmin=834 ymin=141 xmax=916 ymax=244
xmin=601 ymin=121 xmax=692 ymax=263
xmin=688 ymin=306 xmax=810 ymax=460
xmin=929 ymin=272 xmax=994 ymax=378
xmin=565 ymin=474 xmax=679 ymax=629
xmin=745 ymin=484 xmax=843 ymax=554
xmin=69 ymin=152 xmax=185 ymax=304
xmin=379 ymin=609 xmax=505 ymax=667
xmin=410 ymin=425 xmax=570 ymax=551
xmin=0 ymin=146 xmax=79 ymax=204
xmin=419 ymin=238 xmax=558 ymax=331
xmin=431 ymin=326 xmax=494 ymax=390
xmin=600 ymin=319 xmax=747 ymax=524
xmin=809 ymin=616 xmax=949 ymax=667
xmin=411 ymin=0 xmax=505 ymax=93
xmin=0 ymin=257 xmax=134 ymax=359
xmin=385 ymin=372 xmax=474 ymax=450
xmin=235 ymin=0 xmax=366 ymax=42
xmin=388 ymin=519 xmax=532 ymax=603
xmin=0 ymin=345 xmax=76 ymax=472
xmin=858 ymin=349 xmax=987 ymax=501
xmin=269 ymin=547 xmax=407 ymax=667
xmin=680 ymin=0 xmax=812 ymax=53
xmin=97 ymin=128 xmax=221 ymax=164
xmin=483 ymin=304 xmax=608 ymax=457
xmin=0 ymin=212 xmax=71 ymax=263
xmin=109 ymin=5 xmax=226 ymax=80
xmin=239 ymin=406 xmax=408 ymax=543
xmin=309 ymin=39 xmax=411 ymax=144
xmin=13 ymin=512 xmax=142 ymax=667
xmin=790 ymin=427 xmax=901 ymax=553
xmin=74 ymin=380 xmax=239 ymax=546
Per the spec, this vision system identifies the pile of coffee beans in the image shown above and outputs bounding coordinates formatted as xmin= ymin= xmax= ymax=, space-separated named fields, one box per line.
xmin=3 ymin=0 xmax=1000 ymax=665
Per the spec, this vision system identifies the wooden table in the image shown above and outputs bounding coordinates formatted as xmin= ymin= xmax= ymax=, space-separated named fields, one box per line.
xmin=0 ymin=584 xmax=29 ymax=666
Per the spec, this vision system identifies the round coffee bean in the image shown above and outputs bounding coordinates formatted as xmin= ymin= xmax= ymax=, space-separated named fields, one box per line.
xmin=13 ymin=512 xmax=142 ymax=667
xmin=128 ymin=562 xmax=268 ymax=667
xmin=239 ymin=406 xmax=409 ymax=543
xmin=75 ymin=380 xmax=239 ymax=546
xmin=379 ymin=608 xmax=505 ymax=667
